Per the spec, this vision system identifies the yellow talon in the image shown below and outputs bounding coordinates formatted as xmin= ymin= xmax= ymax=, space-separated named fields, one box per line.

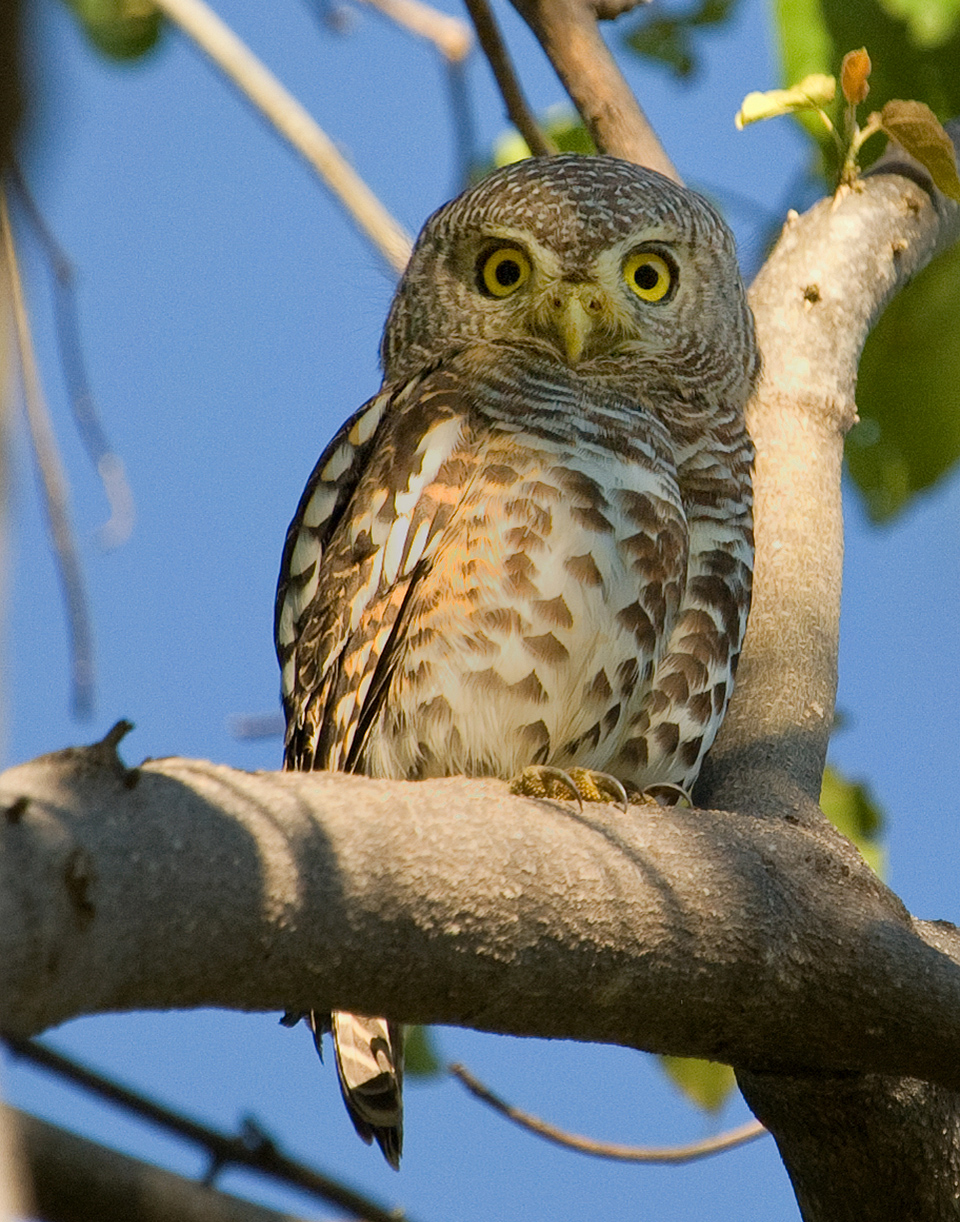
xmin=510 ymin=766 xmax=631 ymax=813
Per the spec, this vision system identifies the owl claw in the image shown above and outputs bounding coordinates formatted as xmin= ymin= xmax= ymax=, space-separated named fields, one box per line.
xmin=641 ymin=782 xmax=693 ymax=808
xmin=511 ymin=766 xmax=584 ymax=811
xmin=510 ymin=765 xmax=631 ymax=813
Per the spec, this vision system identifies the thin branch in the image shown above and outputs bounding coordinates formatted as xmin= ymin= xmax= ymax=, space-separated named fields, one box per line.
xmin=12 ymin=1107 xmax=313 ymax=1222
xmin=6 ymin=1038 xmax=414 ymax=1222
xmin=8 ymin=167 xmax=135 ymax=550
xmin=152 ymin=0 xmax=413 ymax=273
xmin=359 ymin=0 xmax=472 ymax=61
xmin=450 ymin=1063 xmax=767 ymax=1163
xmin=507 ymin=0 xmax=679 ymax=179
xmin=0 ymin=188 xmax=94 ymax=719
xmin=463 ymin=0 xmax=557 ymax=157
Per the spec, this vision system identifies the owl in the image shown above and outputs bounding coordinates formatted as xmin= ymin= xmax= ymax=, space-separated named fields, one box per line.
xmin=276 ymin=154 xmax=758 ymax=1167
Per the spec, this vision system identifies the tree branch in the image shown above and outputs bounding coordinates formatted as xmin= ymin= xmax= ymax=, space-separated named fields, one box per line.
xmin=507 ymin=0 xmax=679 ymax=180
xmin=698 ymin=122 xmax=960 ymax=815
xmin=11 ymin=1107 xmax=313 ymax=1222
xmin=449 ymin=1063 xmax=768 ymax=1163
xmin=463 ymin=0 xmax=556 ymax=157
xmin=4 ymin=738 xmax=960 ymax=1101
xmin=152 ymin=0 xmax=413 ymax=273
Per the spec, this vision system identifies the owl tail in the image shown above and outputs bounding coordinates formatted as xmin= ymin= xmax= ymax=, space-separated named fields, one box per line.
xmin=331 ymin=1010 xmax=404 ymax=1169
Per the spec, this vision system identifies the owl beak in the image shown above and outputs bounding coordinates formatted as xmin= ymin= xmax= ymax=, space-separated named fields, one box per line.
xmin=548 ymin=284 xmax=605 ymax=364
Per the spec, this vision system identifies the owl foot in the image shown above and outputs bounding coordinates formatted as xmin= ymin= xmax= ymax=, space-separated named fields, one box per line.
xmin=510 ymin=765 xmax=630 ymax=813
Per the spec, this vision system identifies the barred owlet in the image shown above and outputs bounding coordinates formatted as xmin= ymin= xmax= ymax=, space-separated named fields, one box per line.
xmin=276 ymin=154 xmax=758 ymax=1167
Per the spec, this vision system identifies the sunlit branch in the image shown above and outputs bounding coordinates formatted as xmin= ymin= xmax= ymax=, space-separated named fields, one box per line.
xmin=152 ymin=0 xmax=413 ymax=273
xmin=0 ymin=187 xmax=94 ymax=719
xmin=450 ymin=1063 xmax=768 ymax=1163
xmin=359 ymin=0 xmax=472 ymax=61
xmin=508 ymin=0 xmax=679 ymax=179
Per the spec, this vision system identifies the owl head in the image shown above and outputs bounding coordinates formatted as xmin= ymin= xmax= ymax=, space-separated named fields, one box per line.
xmin=380 ymin=155 xmax=758 ymax=414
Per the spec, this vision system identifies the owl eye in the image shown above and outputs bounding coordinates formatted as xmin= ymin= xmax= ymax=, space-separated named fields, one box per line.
xmin=623 ymin=251 xmax=676 ymax=303
xmin=478 ymin=246 xmax=532 ymax=298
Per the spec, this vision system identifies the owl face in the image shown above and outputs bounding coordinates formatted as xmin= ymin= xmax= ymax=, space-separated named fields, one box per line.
xmin=381 ymin=155 xmax=758 ymax=413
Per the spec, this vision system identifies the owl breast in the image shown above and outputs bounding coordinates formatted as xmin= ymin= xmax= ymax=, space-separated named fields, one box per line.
xmin=358 ymin=351 xmax=691 ymax=783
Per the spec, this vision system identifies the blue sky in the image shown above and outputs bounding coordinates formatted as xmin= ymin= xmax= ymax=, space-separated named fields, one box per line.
xmin=3 ymin=1 xmax=958 ymax=1219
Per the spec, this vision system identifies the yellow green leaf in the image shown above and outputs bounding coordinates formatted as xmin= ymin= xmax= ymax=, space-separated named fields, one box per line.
xmin=660 ymin=1056 xmax=736 ymax=1112
xmin=819 ymin=767 xmax=886 ymax=877
xmin=405 ymin=1025 xmax=442 ymax=1078
xmin=879 ymin=99 xmax=960 ymax=200
xmin=64 ymin=0 xmax=163 ymax=60
xmin=735 ymin=74 xmax=836 ymax=128
xmin=492 ymin=107 xmax=596 ymax=169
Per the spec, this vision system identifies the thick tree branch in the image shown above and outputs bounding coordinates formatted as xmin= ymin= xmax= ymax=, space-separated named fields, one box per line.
xmin=698 ymin=124 xmax=960 ymax=815
xmin=3 ymin=741 xmax=960 ymax=1100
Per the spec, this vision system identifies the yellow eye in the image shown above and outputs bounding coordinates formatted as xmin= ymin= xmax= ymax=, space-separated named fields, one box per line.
xmin=623 ymin=251 xmax=675 ymax=303
xmin=479 ymin=246 xmax=532 ymax=298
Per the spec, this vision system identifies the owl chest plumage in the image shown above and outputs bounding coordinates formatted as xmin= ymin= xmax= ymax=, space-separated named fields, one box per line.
xmin=281 ymin=346 xmax=702 ymax=784
xmin=367 ymin=426 xmax=688 ymax=781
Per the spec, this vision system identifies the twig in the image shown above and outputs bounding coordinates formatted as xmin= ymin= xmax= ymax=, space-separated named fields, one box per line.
xmin=359 ymin=0 xmax=472 ymax=61
xmin=152 ymin=0 xmax=413 ymax=274
xmin=6 ymin=1037 xmax=413 ymax=1222
xmin=8 ymin=166 xmax=135 ymax=550
xmin=463 ymin=0 xmax=556 ymax=157
xmin=445 ymin=58 xmax=479 ymax=188
xmin=12 ymin=1106 xmax=313 ymax=1222
xmin=508 ymin=0 xmax=679 ymax=180
xmin=450 ymin=1063 xmax=767 ymax=1163
xmin=0 ymin=187 xmax=95 ymax=719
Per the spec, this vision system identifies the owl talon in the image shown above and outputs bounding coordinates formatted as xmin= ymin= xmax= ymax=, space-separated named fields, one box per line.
xmin=511 ymin=766 xmax=584 ymax=811
xmin=565 ymin=767 xmax=630 ymax=813
xmin=641 ymin=782 xmax=693 ymax=808
xmin=511 ymin=765 xmax=631 ymax=813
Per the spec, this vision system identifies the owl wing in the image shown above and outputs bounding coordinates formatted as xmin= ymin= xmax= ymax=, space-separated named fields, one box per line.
xmin=614 ymin=422 xmax=755 ymax=793
xmin=275 ymin=368 xmax=469 ymax=772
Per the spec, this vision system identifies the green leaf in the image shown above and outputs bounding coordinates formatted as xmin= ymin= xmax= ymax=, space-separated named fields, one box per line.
xmin=819 ymin=767 xmax=886 ymax=877
xmin=847 ymin=243 xmax=960 ymax=520
xmin=624 ymin=0 xmax=737 ymax=79
xmin=660 ymin=1056 xmax=736 ymax=1112
xmin=775 ymin=0 xmax=960 ymax=127
xmin=492 ymin=107 xmax=595 ymax=169
xmin=63 ymin=0 xmax=163 ymax=61
xmin=405 ymin=1025 xmax=442 ymax=1079
xmin=876 ymin=0 xmax=960 ymax=47
xmin=735 ymin=74 xmax=836 ymax=128
xmin=879 ymin=99 xmax=960 ymax=199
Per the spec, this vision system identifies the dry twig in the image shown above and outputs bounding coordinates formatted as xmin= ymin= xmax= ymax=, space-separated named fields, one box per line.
xmin=360 ymin=0 xmax=472 ymax=61
xmin=463 ymin=0 xmax=556 ymax=157
xmin=152 ymin=0 xmax=413 ymax=273
xmin=450 ymin=1063 xmax=767 ymax=1163
xmin=0 ymin=186 xmax=94 ymax=718
xmin=7 ymin=1037 xmax=414 ymax=1222
xmin=9 ymin=166 xmax=135 ymax=550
